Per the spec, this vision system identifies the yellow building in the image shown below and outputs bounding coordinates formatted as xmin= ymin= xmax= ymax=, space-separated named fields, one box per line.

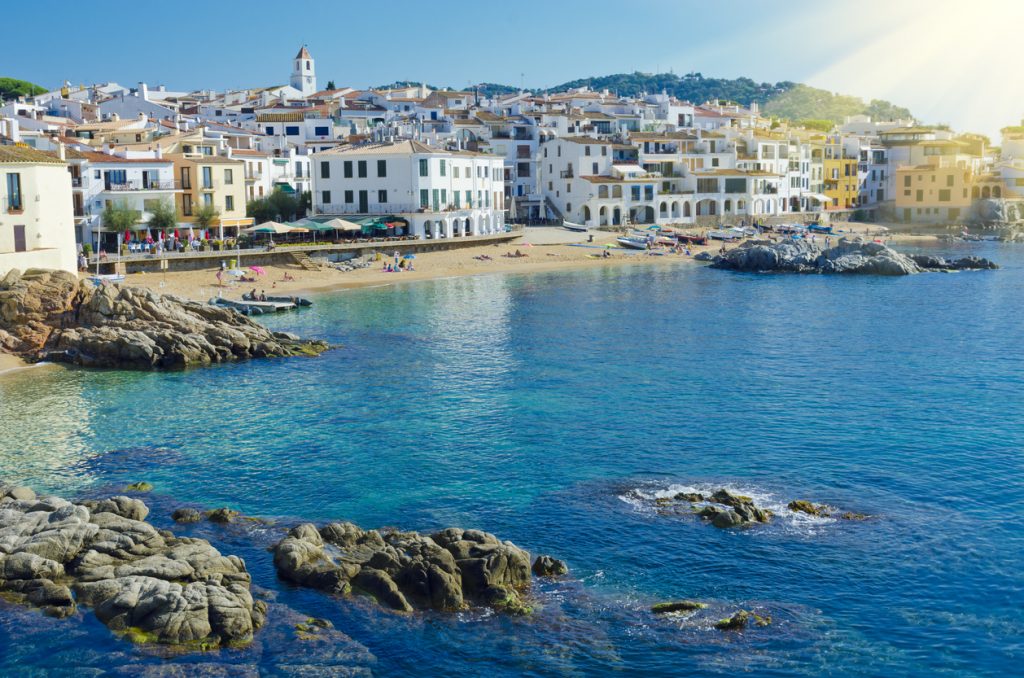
xmin=895 ymin=162 xmax=974 ymax=223
xmin=167 ymin=153 xmax=249 ymax=235
xmin=822 ymin=135 xmax=858 ymax=210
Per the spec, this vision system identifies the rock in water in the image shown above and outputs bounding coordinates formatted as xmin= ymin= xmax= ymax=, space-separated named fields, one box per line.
xmin=532 ymin=555 xmax=568 ymax=577
xmin=0 ymin=268 xmax=330 ymax=369
xmin=651 ymin=600 xmax=707 ymax=614
xmin=172 ymin=507 xmax=202 ymax=523
xmin=0 ymin=484 xmax=263 ymax=648
xmin=273 ymin=521 xmax=539 ymax=615
xmin=698 ymin=489 xmax=772 ymax=528
xmin=715 ymin=609 xmax=771 ymax=630
xmin=709 ymin=238 xmax=997 ymax=275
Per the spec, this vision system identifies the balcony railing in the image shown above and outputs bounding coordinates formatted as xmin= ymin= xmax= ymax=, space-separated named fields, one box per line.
xmin=318 ymin=202 xmax=484 ymax=215
xmin=106 ymin=181 xmax=180 ymax=192
xmin=560 ymin=170 xmax=574 ymax=178
xmin=71 ymin=177 xmax=82 ymax=188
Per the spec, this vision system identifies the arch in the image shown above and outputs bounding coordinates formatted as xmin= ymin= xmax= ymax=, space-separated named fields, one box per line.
xmin=696 ymin=199 xmax=716 ymax=216
xmin=971 ymin=185 xmax=980 ymax=199
xmin=612 ymin=206 xmax=622 ymax=226
xmin=683 ymin=201 xmax=691 ymax=218
xmin=993 ymin=185 xmax=1002 ymax=198
xmin=612 ymin=185 xmax=622 ymax=199
xmin=423 ymin=219 xmax=433 ymax=239
xmin=583 ymin=205 xmax=592 ymax=223
xmin=671 ymin=201 xmax=681 ymax=218
xmin=634 ymin=206 xmax=655 ymax=223
xmin=482 ymin=214 xmax=490 ymax=233
xmin=598 ymin=185 xmax=608 ymax=199
xmin=753 ymin=199 xmax=764 ymax=214
xmin=982 ymin=186 xmax=991 ymax=199
xmin=464 ymin=217 xmax=472 ymax=236
xmin=599 ymin=205 xmax=608 ymax=226
xmin=737 ymin=199 xmax=746 ymax=212
xmin=724 ymin=199 xmax=732 ymax=214
xmin=659 ymin=201 xmax=668 ymax=218
xmin=790 ymin=197 xmax=800 ymax=212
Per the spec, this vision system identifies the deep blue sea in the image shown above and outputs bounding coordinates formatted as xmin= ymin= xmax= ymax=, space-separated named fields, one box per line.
xmin=1 ymin=240 xmax=1022 ymax=676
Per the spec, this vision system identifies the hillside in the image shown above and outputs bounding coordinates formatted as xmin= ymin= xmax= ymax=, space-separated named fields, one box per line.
xmin=380 ymin=72 xmax=914 ymax=124
xmin=0 ymin=77 xmax=47 ymax=100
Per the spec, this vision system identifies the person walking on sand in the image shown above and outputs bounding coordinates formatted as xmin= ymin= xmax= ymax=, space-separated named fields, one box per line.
xmin=216 ymin=269 xmax=223 ymax=287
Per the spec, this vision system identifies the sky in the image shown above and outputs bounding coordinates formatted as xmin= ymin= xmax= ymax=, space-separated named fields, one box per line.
xmin=3 ymin=0 xmax=1022 ymax=138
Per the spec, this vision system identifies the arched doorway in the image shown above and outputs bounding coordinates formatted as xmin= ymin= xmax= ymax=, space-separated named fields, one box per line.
xmin=683 ymin=202 xmax=691 ymax=218
xmin=423 ymin=220 xmax=433 ymax=239
xmin=982 ymin=186 xmax=991 ymax=199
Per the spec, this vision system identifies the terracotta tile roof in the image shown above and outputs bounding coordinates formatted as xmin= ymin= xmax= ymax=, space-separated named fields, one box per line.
xmin=66 ymin=149 xmax=171 ymax=164
xmin=561 ymin=136 xmax=614 ymax=146
xmin=0 ymin=145 xmax=67 ymax=164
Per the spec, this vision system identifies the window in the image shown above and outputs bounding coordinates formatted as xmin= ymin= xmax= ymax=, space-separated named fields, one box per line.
xmin=357 ymin=161 xmax=367 ymax=178
xmin=946 ymin=175 xmax=954 ymax=187
xmin=203 ymin=193 xmax=213 ymax=207
xmin=419 ymin=159 xmax=428 ymax=177
xmin=938 ymin=189 xmax=951 ymax=202
xmin=441 ymin=189 xmax=447 ymax=205
xmin=916 ymin=189 xmax=923 ymax=202
xmin=295 ymin=162 xmax=302 ymax=178
xmin=225 ymin=195 xmax=234 ymax=211
xmin=224 ymin=169 xmax=233 ymax=185
xmin=420 ymin=189 xmax=429 ymax=208
xmin=320 ymin=161 xmax=330 ymax=179
xmin=5 ymin=173 xmax=22 ymax=211
xmin=285 ymin=126 xmax=300 ymax=136
xmin=711 ymin=157 xmax=720 ymax=167
xmin=440 ymin=160 xmax=446 ymax=177
xmin=631 ymin=185 xmax=641 ymax=201
xmin=453 ymin=166 xmax=460 ymax=179
xmin=344 ymin=190 xmax=353 ymax=203
xmin=724 ymin=178 xmax=746 ymax=193
xmin=314 ymin=126 xmax=329 ymax=136
xmin=202 ymin=167 xmax=212 ymax=189
xmin=323 ymin=190 xmax=332 ymax=204
xmin=585 ymin=146 xmax=591 ymax=156
xmin=904 ymin=175 xmax=911 ymax=187
xmin=454 ymin=192 xmax=461 ymax=208
xmin=465 ymin=190 xmax=471 ymax=206
xmin=377 ymin=159 xmax=387 ymax=177
xmin=343 ymin=161 xmax=353 ymax=178
xmin=602 ymin=146 xmax=607 ymax=156
xmin=264 ymin=127 xmax=274 ymax=136
xmin=378 ymin=189 xmax=387 ymax=203
xmin=593 ymin=163 xmax=599 ymax=174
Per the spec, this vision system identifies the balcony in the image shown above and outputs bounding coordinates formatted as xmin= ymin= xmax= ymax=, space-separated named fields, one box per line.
xmin=71 ymin=177 xmax=82 ymax=188
xmin=318 ymin=201 xmax=485 ymax=215
xmin=559 ymin=170 xmax=574 ymax=179
xmin=106 ymin=181 xmax=180 ymax=192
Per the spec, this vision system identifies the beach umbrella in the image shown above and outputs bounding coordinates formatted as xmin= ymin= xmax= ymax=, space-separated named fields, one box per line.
xmin=403 ymin=254 xmax=416 ymax=259
xmin=249 ymin=266 xmax=266 ymax=276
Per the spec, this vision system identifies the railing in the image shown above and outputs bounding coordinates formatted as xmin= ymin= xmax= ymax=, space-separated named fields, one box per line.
xmin=560 ymin=170 xmax=574 ymax=178
xmin=318 ymin=202 xmax=484 ymax=215
xmin=71 ymin=177 xmax=82 ymax=188
xmin=106 ymin=181 xmax=180 ymax=192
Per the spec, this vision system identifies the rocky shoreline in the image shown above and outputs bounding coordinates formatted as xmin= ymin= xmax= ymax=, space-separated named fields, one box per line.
xmin=0 ymin=482 xmax=568 ymax=650
xmin=0 ymin=268 xmax=329 ymax=370
xmin=702 ymin=238 xmax=998 ymax=275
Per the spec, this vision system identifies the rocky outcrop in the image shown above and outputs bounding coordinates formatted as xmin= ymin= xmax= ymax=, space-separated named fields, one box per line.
xmin=0 ymin=483 xmax=264 ymax=647
xmin=531 ymin=555 xmax=568 ymax=577
xmin=0 ymin=268 xmax=329 ymax=370
xmin=709 ymin=238 xmax=998 ymax=275
xmin=651 ymin=600 xmax=707 ymax=614
xmin=715 ymin=609 xmax=771 ymax=630
xmin=273 ymin=521 xmax=538 ymax=615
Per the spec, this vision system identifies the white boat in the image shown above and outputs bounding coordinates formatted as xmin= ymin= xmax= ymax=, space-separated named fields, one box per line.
xmin=707 ymin=229 xmax=742 ymax=241
xmin=616 ymin=236 xmax=649 ymax=250
xmin=88 ymin=274 xmax=125 ymax=286
xmin=562 ymin=220 xmax=588 ymax=232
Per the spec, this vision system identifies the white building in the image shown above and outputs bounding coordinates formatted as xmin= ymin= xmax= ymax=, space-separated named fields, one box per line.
xmin=311 ymin=140 xmax=506 ymax=238
xmin=0 ymin=145 xmax=77 ymax=274
xmin=66 ymin=149 xmax=179 ymax=245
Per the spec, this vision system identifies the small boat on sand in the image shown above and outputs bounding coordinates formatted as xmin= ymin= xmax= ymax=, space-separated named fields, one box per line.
xmin=676 ymin=234 xmax=708 ymax=245
xmin=562 ymin=220 xmax=588 ymax=232
xmin=616 ymin=236 xmax=649 ymax=250
xmin=707 ymin=229 xmax=742 ymax=241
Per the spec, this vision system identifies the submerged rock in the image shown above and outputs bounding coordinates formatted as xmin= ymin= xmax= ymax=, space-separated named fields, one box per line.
xmin=651 ymin=600 xmax=707 ymax=614
xmin=206 ymin=507 xmax=240 ymax=524
xmin=273 ymin=521 xmax=541 ymax=615
xmin=0 ymin=483 xmax=263 ymax=648
xmin=172 ymin=507 xmax=203 ymax=523
xmin=695 ymin=489 xmax=772 ymax=528
xmin=124 ymin=481 xmax=153 ymax=493
xmin=715 ymin=609 xmax=771 ymax=630
xmin=0 ymin=268 xmax=330 ymax=369
xmin=709 ymin=238 xmax=997 ymax=275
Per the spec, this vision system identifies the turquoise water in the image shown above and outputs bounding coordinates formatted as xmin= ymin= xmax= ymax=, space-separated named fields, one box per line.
xmin=1 ymin=241 xmax=1022 ymax=675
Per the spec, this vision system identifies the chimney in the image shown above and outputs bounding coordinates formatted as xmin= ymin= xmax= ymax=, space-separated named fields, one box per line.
xmin=225 ymin=146 xmax=233 ymax=159
xmin=138 ymin=82 xmax=149 ymax=101
xmin=57 ymin=142 xmax=66 ymax=161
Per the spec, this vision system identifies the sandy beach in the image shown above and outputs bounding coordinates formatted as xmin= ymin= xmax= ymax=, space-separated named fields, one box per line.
xmin=105 ymin=224 xmax=908 ymax=303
